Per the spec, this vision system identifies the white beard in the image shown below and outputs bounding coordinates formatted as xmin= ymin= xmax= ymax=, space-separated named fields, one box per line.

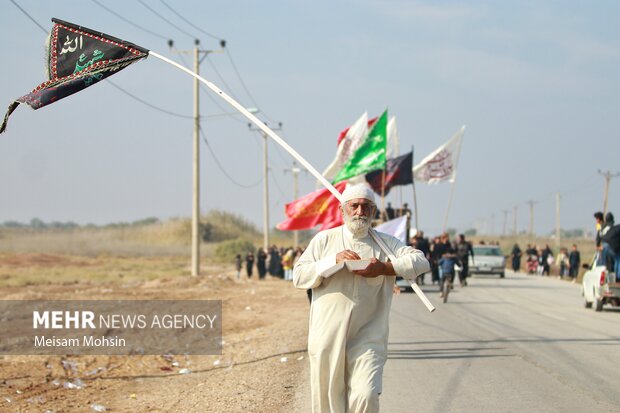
xmin=344 ymin=214 xmax=371 ymax=237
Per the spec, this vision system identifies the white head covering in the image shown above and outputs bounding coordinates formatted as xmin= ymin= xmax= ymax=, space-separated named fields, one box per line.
xmin=341 ymin=183 xmax=376 ymax=205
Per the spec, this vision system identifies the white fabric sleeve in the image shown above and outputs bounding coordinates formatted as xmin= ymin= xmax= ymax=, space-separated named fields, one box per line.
xmin=381 ymin=234 xmax=431 ymax=280
xmin=293 ymin=232 xmax=341 ymax=290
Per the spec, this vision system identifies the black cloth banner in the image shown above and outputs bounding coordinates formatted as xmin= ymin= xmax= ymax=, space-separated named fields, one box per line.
xmin=365 ymin=151 xmax=413 ymax=196
xmin=1 ymin=18 xmax=149 ymax=133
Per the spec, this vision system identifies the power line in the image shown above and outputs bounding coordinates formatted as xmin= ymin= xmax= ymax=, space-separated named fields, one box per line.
xmin=90 ymin=0 xmax=169 ymax=41
xmin=158 ymin=0 xmax=222 ymax=41
xmin=105 ymin=80 xmax=193 ymax=119
xmin=153 ymin=0 xmax=278 ymax=124
xmin=199 ymin=126 xmax=262 ymax=189
xmin=9 ymin=0 xmax=47 ymax=33
xmin=206 ymin=55 xmax=241 ymax=102
xmin=137 ymin=0 xmax=197 ymax=41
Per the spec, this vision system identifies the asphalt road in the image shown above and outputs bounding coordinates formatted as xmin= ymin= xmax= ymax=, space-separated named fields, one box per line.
xmin=381 ymin=271 xmax=620 ymax=413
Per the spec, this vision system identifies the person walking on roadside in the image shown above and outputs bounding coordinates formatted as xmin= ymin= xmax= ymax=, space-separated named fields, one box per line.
xmin=257 ymin=248 xmax=267 ymax=280
xmin=293 ymin=184 xmax=430 ymax=413
xmin=568 ymin=244 xmax=581 ymax=282
xmin=245 ymin=251 xmax=255 ymax=278
xmin=234 ymin=254 xmax=242 ymax=280
xmin=511 ymin=244 xmax=523 ymax=272
xmin=456 ymin=234 xmax=474 ymax=286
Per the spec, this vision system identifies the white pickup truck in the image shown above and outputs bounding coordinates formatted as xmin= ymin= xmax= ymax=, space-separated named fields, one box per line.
xmin=582 ymin=253 xmax=620 ymax=311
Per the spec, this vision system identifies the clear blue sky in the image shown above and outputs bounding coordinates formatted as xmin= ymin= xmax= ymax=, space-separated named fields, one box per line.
xmin=1 ymin=0 xmax=618 ymax=237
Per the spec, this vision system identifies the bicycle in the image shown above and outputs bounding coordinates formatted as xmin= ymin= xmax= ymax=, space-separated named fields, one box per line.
xmin=440 ymin=272 xmax=455 ymax=303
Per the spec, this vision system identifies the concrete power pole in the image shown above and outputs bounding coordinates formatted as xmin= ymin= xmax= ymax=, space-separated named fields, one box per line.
xmin=598 ymin=170 xmax=620 ymax=216
xmin=249 ymin=122 xmax=283 ymax=251
xmin=513 ymin=205 xmax=518 ymax=236
xmin=284 ymin=162 xmax=302 ymax=248
xmin=527 ymin=200 xmax=536 ymax=240
xmin=502 ymin=210 xmax=508 ymax=237
xmin=555 ymin=192 xmax=561 ymax=251
xmin=171 ymin=39 xmax=225 ymax=276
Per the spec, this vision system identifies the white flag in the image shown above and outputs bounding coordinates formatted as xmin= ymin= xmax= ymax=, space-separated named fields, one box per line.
xmin=386 ymin=116 xmax=399 ymax=159
xmin=413 ymin=126 xmax=465 ymax=184
xmin=321 ymin=112 xmax=369 ymax=183
xmin=375 ymin=215 xmax=408 ymax=243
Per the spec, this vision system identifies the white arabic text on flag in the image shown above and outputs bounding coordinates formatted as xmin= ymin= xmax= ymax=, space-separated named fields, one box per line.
xmin=413 ymin=126 xmax=465 ymax=184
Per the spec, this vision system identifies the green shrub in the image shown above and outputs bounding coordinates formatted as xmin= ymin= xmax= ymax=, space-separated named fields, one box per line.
xmin=214 ymin=238 xmax=256 ymax=263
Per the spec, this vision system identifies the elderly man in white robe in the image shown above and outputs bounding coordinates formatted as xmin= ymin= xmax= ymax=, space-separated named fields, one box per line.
xmin=293 ymin=183 xmax=430 ymax=413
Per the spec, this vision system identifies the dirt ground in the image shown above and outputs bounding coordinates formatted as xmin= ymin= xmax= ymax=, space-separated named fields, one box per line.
xmin=0 ymin=254 xmax=311 ymax=412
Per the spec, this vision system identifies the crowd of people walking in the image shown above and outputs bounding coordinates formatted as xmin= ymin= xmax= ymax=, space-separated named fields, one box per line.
xmin=235 ymin=245 xmax=305 ymax=281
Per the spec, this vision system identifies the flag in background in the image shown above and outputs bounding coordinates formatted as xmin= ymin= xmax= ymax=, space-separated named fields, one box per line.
xmin=413 ymin=126 xmax=465 ymax=184
xmin=321 ymin=113 xmax=370 ymax=183
xmin=1 ymin=18 xmax=149 ymax=133
xmin=336 ymin=116 xmax=377 ymax=146
xmin=332 ymin=110 xmax=388 ymax=184
xmin=276 ymin=180 xmax=348 ymax=231
xmin=374 ymin=215 xmax=408 ymax=243
xmin=386 ymin=116 xmax=399 ymax=159
xmin=365 ymin=151 xmax=413 ymax=195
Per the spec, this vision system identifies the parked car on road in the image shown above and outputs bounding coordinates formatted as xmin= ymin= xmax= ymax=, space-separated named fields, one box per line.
xmin=582 ymin=253 xmax=620 ymax=311
xmin=469 ymin=245 xmax=506 ymax=278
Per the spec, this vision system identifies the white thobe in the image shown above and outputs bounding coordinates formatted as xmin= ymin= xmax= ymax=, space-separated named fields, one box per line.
xmin=293 ymin=225 xmax=430 ymax=413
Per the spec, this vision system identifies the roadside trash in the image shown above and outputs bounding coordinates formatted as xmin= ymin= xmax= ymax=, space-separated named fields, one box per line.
xmin=63 ymin=378 xmax=85 ymax=389
xmin=213 ymin=360 xmax=221 ymax=366
xmin=297 ymin=356 xmax=304 ymax=361
xmin=85 ymin=367 xmax=106 ymax=376
xmin=129 ymin=393 xmax=137 ymax=399
xmin=26 ymin=395 xmax=46 ymax=404
xmin=4 ymin=397 xmax=11 ymax=403
xmin=61 ymin=360 xmax=78 ymax=374
xmin=171 ymin=361 xmax=179 ymax=367
xmin=245 ymin=306 xmax=252 ymax=310
xmin=90 ymin=404 xmax=107 ymax=412
xmin=280 ymin=357 xmax=288 ymax=363
xmin=178 ymin=368 xmax=192 ymax=374
xmin=51 ymin=379 xmax=61 ymax=387
xmin=160 ymin=366 xmax=172 ymax=371
xmin=15 ymin=390 xmax=23 ymax=394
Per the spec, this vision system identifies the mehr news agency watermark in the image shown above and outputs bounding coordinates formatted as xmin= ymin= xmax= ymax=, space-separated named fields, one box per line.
xmin=0 ymin=300 xmax=222 ymax=355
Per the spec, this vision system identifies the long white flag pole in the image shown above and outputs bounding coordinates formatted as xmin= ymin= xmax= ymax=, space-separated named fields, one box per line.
xmin=149 ymin=51 xmax=435 ymax=312
xmin=441 ymin=126 xmax=466 ymax=232
xmin=148 ymin=51 xmax=341 ymax=202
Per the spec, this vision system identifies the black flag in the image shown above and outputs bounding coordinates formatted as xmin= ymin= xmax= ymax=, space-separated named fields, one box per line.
xmin=1 ymin=18 xmax=149 ymax=133
xmin=365 ymin=151 xmax=413 ymax=196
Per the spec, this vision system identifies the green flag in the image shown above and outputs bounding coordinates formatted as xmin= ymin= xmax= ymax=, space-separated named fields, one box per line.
xmin=332 ymin=109 xmax=388 ymax=183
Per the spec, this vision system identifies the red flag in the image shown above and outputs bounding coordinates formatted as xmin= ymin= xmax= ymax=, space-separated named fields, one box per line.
xmin=277 ymin=181 xmax=348 ymax=231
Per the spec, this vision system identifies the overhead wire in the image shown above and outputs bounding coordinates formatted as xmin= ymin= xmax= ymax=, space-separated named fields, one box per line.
xmin=136 ymin=0 xmax=197 ymax=41
xmin=199 ymin=126 xmax=262 ymax=188
xmin=9 ymin=0 xmax=47 ymax=33
xmin=90 ymin=0 xmax=169 ymax=41
xmin=158 ymin=0 xmax=221 ymax=41
xmin=151 ymin=0 xmax=280 ymax=124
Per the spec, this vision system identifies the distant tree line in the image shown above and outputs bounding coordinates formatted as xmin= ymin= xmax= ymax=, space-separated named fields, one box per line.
xmin=0 ymin=217 xmax=160 ymax=230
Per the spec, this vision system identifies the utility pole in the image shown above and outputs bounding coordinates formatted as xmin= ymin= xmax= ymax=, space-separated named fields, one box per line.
xmin=502 ymin=210 xmax=508 ymax=237
xmin=513 ymin=205 xmax=517 ymax=236
xmin=491 ymin=213 xmax=495 ymax=236
xmin=249 ymin=122 xmax=283 ymax=250
xmin=598 ymin=170 xmax=620 ymax=216
xmin=284 ymin=162 xmax=303 ymax=248
xmin=555 ymin=192 xmax=561 ymax=251
xmin=170 ymin=39 xmax=225 ymax=276
xmin=527 ymin=200 xmax=536 ymax=240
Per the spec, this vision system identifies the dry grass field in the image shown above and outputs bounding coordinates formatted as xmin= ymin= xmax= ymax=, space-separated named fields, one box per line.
xmin=0 ymin=222 xmax=311 ymax=412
